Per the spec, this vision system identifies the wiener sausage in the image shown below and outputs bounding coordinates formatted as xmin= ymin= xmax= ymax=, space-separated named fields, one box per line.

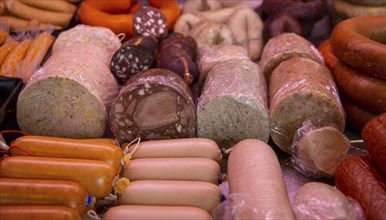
xmin=228 ymin=139 xmax=295 ymax=219
xmin=19 ymin=0 xmax=77 ymax=14
xmin=118 ymin=180 xmax=222 ymax=213
xmin=0 ymin=39 xmax=19 ymax=66
xmin=330 ymin=15 xmax=386 ymax=80
xmin=332 ymin=61 xmax=386 ymax=114
xmin=103 ymin=205 xmax=213 ymax=220
xmin=0 ymin=38 xmax=32 ymax=77
xmin=127 ymin=138 xmax=222 ymax=163
xmin=0 ymin=156 xmax=116 ymax=198
xmin=362 ymin=113 xmax=386 ymax=175
xmin=0 ymin=205 xmax=81 ymax=220
xmin=121 ymin=157 xmax=220 ymax=184
xmin=10 ymin=135 xmax=123 ymax=174
xmin=335 ymin=155 xmax=386 ymax=220
xmin=0 ymin=178 xmax=91 ymax=215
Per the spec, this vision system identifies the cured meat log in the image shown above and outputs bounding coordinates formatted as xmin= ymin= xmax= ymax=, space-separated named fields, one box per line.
xmin=269 ymin=57 xmax=345 ymax=154
xmin=17 ymin=25 xmax=121 ymax=138
xmin=197 ymin=59 xmax=269 ymax=148
xmin=110 ymin=36 xmax=158 ymax=84
xmin=110 ymin=68 xmax=196 ymax=144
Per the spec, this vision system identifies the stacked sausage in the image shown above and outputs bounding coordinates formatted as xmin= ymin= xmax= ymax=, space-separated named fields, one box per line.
xmin=328 ymin=15 xmax=386 ymax=131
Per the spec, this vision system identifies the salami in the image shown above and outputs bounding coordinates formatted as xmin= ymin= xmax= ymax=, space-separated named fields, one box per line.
xmin=17 ymin=44 xmax=120 ymax=138
xmin=110 ymin=68 xmax=196 ymax=144
xmin=197 ymin=59 xmax=269 ymax=148
xmin=269 ymin=57 xmax=345 ymax=154
xmin=133 ymin=6 xmax=168 ymax=40
xmin=260 ymin=33 xmax=324 ymax=83
xmin=157 ymin=32 xmax=199 ymax=85
xmin=110 ymin=36 xmax=158 ymax=84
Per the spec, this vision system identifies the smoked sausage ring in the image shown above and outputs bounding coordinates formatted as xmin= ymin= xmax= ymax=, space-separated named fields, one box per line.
xmin=332 ymin=0 xmax=386 ymax=19
xmin=263 ymin=13 xmax=302 ymax=44
xmin=262 ymin=0 xmax=327 ymax=22
xmin=332 ymin=61 xmax=386 ymax=114
xmin=345 ymin=0 xmax=386 ymax=6
xmin=330 ymin=15 xmax=386 ymax=80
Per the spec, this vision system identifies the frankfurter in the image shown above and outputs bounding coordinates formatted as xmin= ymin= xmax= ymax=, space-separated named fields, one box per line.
xmin=0 ymin=178 xmax=91 ymax=215
xmin=0 ymin=156 xmax=116 ymax=198
xmin=126 ymin=138 xmax=222 ymax=163
xmin=362 ymin=113 xmax=386 ymax=175
xmin=103 ymin=205 xmax=213 ymax=220
xmin=227 ymin=139 xmax=295 ymax=219
xmin=10 ymin=135 xmax=123 ymax=174
xmin=0 ymin=39 xmax=19 ymax=66
xmin=330 ymin=15 xmax=386 ymax=80
xmin=0 ymin=38 xmax=32 ymax=77
xmin=332 ymin=61 xmax=386 ymax=114
xmin=121 ymin=157 xmax=220 ymax=184
xmin=118 ymin=180 xmax=222 ymax=213
xmin=19 ymin=0 xmax=77 ymax=14
xmin=335 ymin=155 xmax=386 ymax=220
xmin=0 ymin=205 xmax=81 ymax=220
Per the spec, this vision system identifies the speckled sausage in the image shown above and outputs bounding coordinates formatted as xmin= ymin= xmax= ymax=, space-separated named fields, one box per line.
xmin=133 ymin=6 xmax=168 ymax=40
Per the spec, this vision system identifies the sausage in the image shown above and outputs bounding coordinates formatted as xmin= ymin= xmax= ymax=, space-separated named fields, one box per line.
xmin=0 ymin=38 xmax=32 ymax=77
xmin=9 ymin=135 xmax=123 ymax=174
xmin=0 ymin=39 xmax=19 ymax=66
xmin=19 ymin=0 xmax=77 ymax=14
xmin=109 ymin=68 xmax=196 ymax=144
xmin=197 ymin=59 xmax=269 ymax=148
xmin=341 ymin=95 xmax=377 ymax=132
xmin=0 ymin=205 xmax=81 ymax=220
xmin=227 ymin=139 xmax=295 ymax=219
xmin=345 ymin=0 xmax=386 ymax=6
xmin=269 ymin=57 xmax=345 ymax=153
xmin=156 ymin=32 xmax=199 ymax=85
xmin=103 ymin=205 xmax=213 ymax=220
xmin=335 ymin=155 xmax=386 ymax=220
xmin=0 ymin=156 xmax=116 ymax=199
xmin=332 ymin=0 xmax=386 ymax=19
xmin=0 ymin=178 xmax=91 ymax=215
xmin=127 ymin=138 xmax=222 ymax=163
xmin=330 ymin=15 xmax=386 ymax=80
xmin=121 ymin=157 xmax=220 ymax=184
xmin=17 ymin=26 xmax=120 ymax=139
xmin=148 ymin=0 xmax=181 ymax=30
xmin=260 ymin=33 xmax=324 ymax=83
xmin=110 ymin=35 xmax=158 ymax=84
xmin=293 ymin=182 xmax=364 ymax=219
xmin=118 ymin=180 xmax=221 ymax=213
xmin=332 ymin=61 xmax=386 ymax=114
xmin=0 ymin=29 xmax=8 ymax=45
xmin=361 ymin=113 xmax=386 ymax=175
xmin=317 ymin=39 xmax=338 ymax=71
xmin=263 ymin=13 xmax=302 ymax=44
xmin=183 ymin=0 xmax=222 ymax=14
xmin=133 ymin=6 xmax=168 ymax=40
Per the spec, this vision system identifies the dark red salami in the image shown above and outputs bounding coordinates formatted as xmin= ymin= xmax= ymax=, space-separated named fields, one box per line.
xmin=109 ymin=68 xmax=196 ymax=144
xmin=156 ymin=32 xmax=200 ymax=85
xmin=133 ymin=6 xmax=168 ymax=41
xmin=110 ymin=36 xmax=158 ymax=84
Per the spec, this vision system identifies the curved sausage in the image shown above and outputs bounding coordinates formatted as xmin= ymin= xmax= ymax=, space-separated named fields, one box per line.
xmin=0 ymin=205 xmax=81 ymax=220
xmin=317 ymin=39 xmax=338 ymax=71
xmin=103 ymin=205 xmax=213 ymax=220
xmin=121 ymin=157 xmax=220 ymax=184
xmin=118 ymin=180 xmax=222 ymax=213
xmin=228 ymin=139 xmax=295 ymax=219
xmin=330 ymin=15 xmax=386 ymax=80
xmin=341 ymin=96 xmax=377 ymax=132
xmin=0 ymin=156 xmax=116 ymax=199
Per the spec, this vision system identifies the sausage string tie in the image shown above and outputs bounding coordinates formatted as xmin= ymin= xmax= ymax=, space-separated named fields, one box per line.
xmin=121 ymin=137 xmax=141 ymax=165
xmin=236 ymin=37 xmax=261 ymax=45
xmin=117 ymin=33 xmax=126 ymax=42
xmin=87 ymin=210 xmax=101 ymax=220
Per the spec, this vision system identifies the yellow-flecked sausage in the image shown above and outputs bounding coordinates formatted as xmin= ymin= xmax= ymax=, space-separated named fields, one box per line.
xmin=0 ymin=178 xmax=92 ymax=215
xmin=0 ymin=38 xmax=32 ymax=77
xmin=121 ymin=157 xmax=220 ymax=184
xmin=19 ymin=32 xmax=55 ymax=82
xmin=118 ymin=180 xmax=222 ymax=213
xmin=0 ymin=156 xmax=116 ymax=198
xmin=103 ymin=205 xmax=213 ymax=220
xmin=0 ymin=205 xmax=81 ymax=220
xmin=0 ymin=39 xmax=19 ymax=66
xmin=127 ymin=138 xmax=222 ymax=163
xmin=10 ymin=135 xmax=123 ymax=174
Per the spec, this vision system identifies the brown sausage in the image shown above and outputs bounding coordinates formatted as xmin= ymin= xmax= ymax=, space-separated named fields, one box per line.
xmin=335 ymin=155 xmax=386 ymax=220
xmin=0 ymin=178 xmax=91 ymax=215
xmin=0 ymin=156 xmax=116 ymax=199
xmin=332 ymin=61 xmax=386 ymax=114
xmin=0 ymin=205 xmax=81 ymax=220
xmin=361 ymin=113 xmax=386 ymax=175
xmin=330 ymin=15 xmax=386 ymax=80
xmin=341 ymin=96 xmax=377 ymax=132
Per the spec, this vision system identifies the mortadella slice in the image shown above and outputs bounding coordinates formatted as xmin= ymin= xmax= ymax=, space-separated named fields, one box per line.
xmin=110 ymin=68 xmax=196 ymax=144
xmin=197 ymin=59 xmax=269 ymax=148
